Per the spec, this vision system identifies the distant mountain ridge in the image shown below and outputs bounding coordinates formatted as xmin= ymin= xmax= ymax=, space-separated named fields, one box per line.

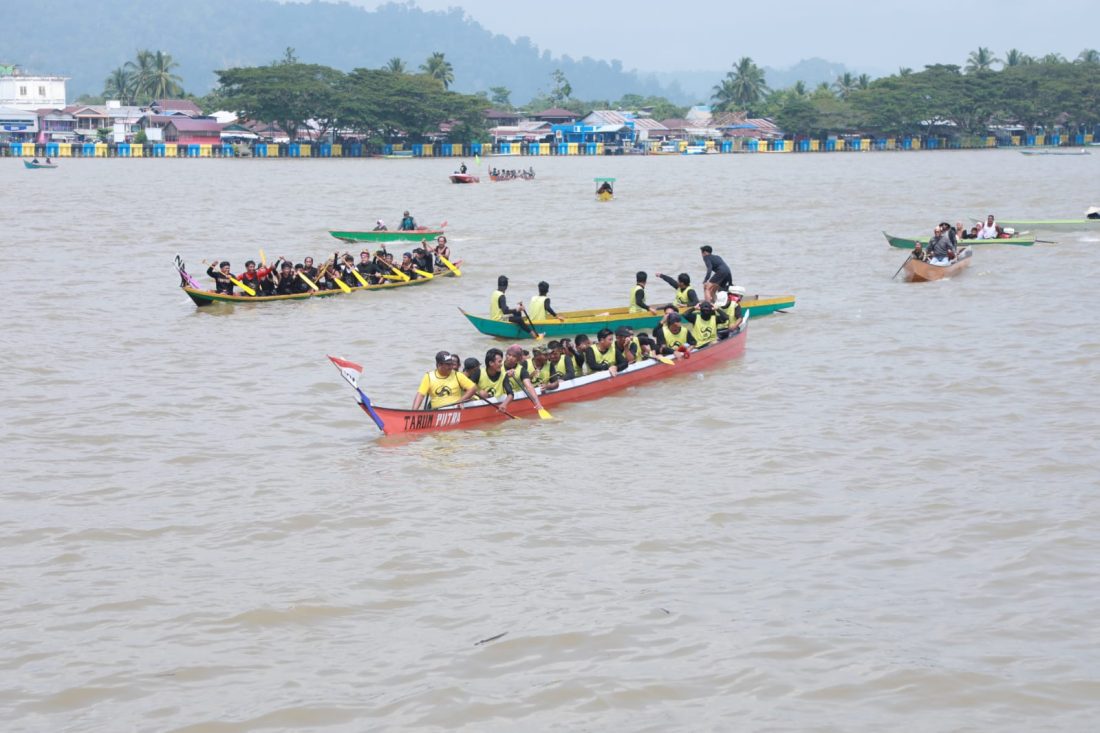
xmin=4 ymin=0 xmax=852 ymax=106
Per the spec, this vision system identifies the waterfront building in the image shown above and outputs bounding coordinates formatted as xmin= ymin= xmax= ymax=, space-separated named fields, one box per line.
xmin=0 ymin=64 xmax=68 ymax=111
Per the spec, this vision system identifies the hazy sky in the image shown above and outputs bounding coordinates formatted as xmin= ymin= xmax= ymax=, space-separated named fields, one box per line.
xmin=359 ymin=0 xmax=1098 ymax=74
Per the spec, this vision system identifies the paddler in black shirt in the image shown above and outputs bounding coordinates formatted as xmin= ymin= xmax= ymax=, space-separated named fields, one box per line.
xmin=655 ymin=272 xmax=699 ymax=307
xmin=303 ymin=256 xmax=319 ymax=281
xmin=274 ymin=260 xmax=298 ymax=294
xmin=700 ymin=245 xmax=733 ymax=303
xmin=682 ymin=301 xmax=728 ymax=347
xmin=628 ymin=271 xmax=657 ymax=314
xmin=585 ymin=328 xmax=629 ymax=376
xmin=546 ymin=341 xmax=577 ymax=381
xmin=653 ymin=309 xmax=693 ymax=353
xmin=205 ymin=260 xmax=235 ymax=294
xmin=490 ymin=275 xmax=539 ymax=338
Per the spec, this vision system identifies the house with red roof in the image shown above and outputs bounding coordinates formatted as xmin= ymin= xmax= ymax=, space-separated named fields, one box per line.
xmin=152 ymin=98 xmax=203 ymax=116
xmin=162 ymin=117 xmax=222 ymax=145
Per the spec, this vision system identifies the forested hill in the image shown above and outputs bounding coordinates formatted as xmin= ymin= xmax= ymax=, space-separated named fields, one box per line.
xmin=6 ymin=0 xmax=678 ymax=102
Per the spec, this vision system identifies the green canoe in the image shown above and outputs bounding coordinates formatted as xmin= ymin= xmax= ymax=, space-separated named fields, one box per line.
xmin=884 ymin=231 xmax=1035 ymax=248
xmin=330 ymin=229 xmax=445 ymax=243
xmin=462 ymin=294 xmax=795 ymax=339
xmin=972 ymin=218 xmax=1099 ymax=231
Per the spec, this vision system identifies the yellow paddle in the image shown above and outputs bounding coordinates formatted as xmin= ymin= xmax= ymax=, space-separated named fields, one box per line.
xmin=413 ymin=268 xmax=434 ymax=279
xmin=332 ymin=275 xmax=352 ymax=293
xmin=298 ymin=272 xmax=320 ymax=291
xmin=376 ymin=256 xmax=410 ymax=282
xmin=652 ymin=354 xmax=676 ymax=366
xmin=350 ymin=268 xmax=369 ymax=287
xmin=259 ymin=249 xmax=266 ymax=266
xmin=203 ymin=260 xmax=256 ymax=296
xmin=438 ymin=255 xmax=461 ymax=276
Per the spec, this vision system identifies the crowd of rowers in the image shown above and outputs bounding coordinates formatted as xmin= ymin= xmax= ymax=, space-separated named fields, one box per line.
xmin=490 ymin=167 xmax=536 ymax=180
xmin=202 ymin=236 xmax=453 ymax=296
xmin=414 ymin=245 xmax=746 ymax=412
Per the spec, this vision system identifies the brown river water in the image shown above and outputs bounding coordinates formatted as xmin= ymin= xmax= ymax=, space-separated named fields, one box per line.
xmin=2 ymin=151 xmax=1099 ymax=731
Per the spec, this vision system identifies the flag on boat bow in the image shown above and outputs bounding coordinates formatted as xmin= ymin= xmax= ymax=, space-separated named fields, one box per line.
xmin=327 ymin=356 xmax=385 ymax=432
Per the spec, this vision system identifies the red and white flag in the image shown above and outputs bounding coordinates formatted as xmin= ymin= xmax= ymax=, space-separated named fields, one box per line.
xmin=327 ymin=355 xmax=363 ymax=388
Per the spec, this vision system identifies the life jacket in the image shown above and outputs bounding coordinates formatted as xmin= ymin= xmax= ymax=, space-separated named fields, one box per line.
xmin=424 ymin=369 xmax=465 ymax=408
xmin=674 ymin=287 xmax=694 ymax=306
xmin=528 ymin=295 xmax=549 ymax=322
xmin=524 ymin=357 xmax=552 ymax=386
xmin=477 ymin=367 xmax=507 ymax=398
xmin=590 ymin=343 xmax=618 ymax=369
xmin=720 ymin=302 xmax=742 ymax=329
xmin=628 ymin=284 xmax=646 ymax=313
xmin=691 ymin=313 xmax=719 ymax=346
xmin=490 ymin=290 xmax=506 ymax=320
xmin=662 ymin=324 xmax=691 ymax=349
xmin=553 ymin=355 xmax=573 ymax=379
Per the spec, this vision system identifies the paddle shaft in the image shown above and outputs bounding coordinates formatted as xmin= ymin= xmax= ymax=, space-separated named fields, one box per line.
xmin=892 ymin=254 xmax=913 ymax=280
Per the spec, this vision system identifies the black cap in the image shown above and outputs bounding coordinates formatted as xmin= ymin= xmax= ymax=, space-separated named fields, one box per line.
xmin=435 ymin=350 xmax=453 ymax=364
xmin=615 ymin=326 xmax=633 ymax=338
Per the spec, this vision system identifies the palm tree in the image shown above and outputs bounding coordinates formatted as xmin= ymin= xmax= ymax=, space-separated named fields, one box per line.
xmin=385 ymin=57 xmax=406 ymax=74
xmin=420 ymin=52 xmax=454 ymax=89
xmin=711 ymin=57 xmax=770 ymax=113
xmin=147 ymin=50 xmax=183 ymax=99
xmin=965 ymin=47 xmax=999 ymax=73
xmin=898 ymin=67 xmax=913 ymax=76
xmin=1076 ymin=48 xmax=1100 ymax=64
xmin=1004 ymin=49 xmax=1031 ymax=67
xmin=791 ymin=80 xmax=807 ymax=97
xmin=103 ymin=67 xmax=133 ymax=104
xmin=125 ymin=49 xmax=155 ymax=102
xmin=1040 ymin=52 xmax=1067 ymax=64
xmin=857 ymin=73 xmax=871 ymax=90
xmin=831 ymin=72 xmax=857 ymax=98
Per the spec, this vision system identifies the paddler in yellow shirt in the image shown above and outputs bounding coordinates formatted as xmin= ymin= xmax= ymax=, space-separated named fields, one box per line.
xmin=628 ymin=271 xmax=657 ymax=314
xmin=412 ymin=350 xmax=488 ymax=410
xmin=528 ymin=281 xmax=565 ymax=323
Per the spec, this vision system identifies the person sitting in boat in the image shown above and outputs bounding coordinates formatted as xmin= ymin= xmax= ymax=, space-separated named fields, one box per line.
xmin=700 ymin=245 xmax=733 ymax=303
xmin=961 ymin=224 xmax=980 ymax=240
xmin=434 ymin=236 xmax=450 ymax=267
xmin=653 ymin=309 xmax=693 ymax=355
xmin=31 ymin=158 xmax=39 ymax=164
xmin=412 ymin=350 xmax=488 ymax=410
xmin=399 ymin=252 xmax=420 ymax=279
xmin=520 ymin=346 xmax=563 ymax=392
xmin=373 ymin=219 xmax=387 ymax=231
xmin=398 ymin=211 xmax=417 ymax=231
xmin=490 ymin=275 xmax=540 ymax=338
xmin=206 ymin=260 xmax=235 ymax=294
xmin=1087 ymin=206 xmax=1100 ymax=220
xmin=682 ymin=301 xmax=728 ymax=347
xmin=614 ymin=325 xmax=646 ymax=366
xmin=458 ymin=162 xmax=467 ymax=174
xmin=303 ymin=256 xmax=319 ymax=280
xmin=466 ymin=348 xmax=515 ymax=410
xmin=629 ymin=271 xmax=657 ymax=315
xmin=596 ymin=181 xmax=613 ymax=195
xmin=292 ymin=262 xmax=314 ymax=291
xmin=338 ymin=254 xmax=360 ymax=285
xmin=978 ymin=214 xmax=999 ymax=240
xmin=546 ymin=341 xmax=577 ymax=382
xmin=501 ymin=344 xmax=553 ymax=411
xmin=718 ymin=285 xmax=745 ymax=332
xmin=921 ymin=223 xmax=957 ymax=265
xmin=356 ymin=250 xmax=378 ymax=283
xmin=655 ymin=272 xmax=699 ymax=307
xmin=585 ymin=328 xmax=629 ymax=377
xmin=528 ymin=281 xmax=566 ymax=323
xmin=273 ymin=261 xmax=298 ymax=294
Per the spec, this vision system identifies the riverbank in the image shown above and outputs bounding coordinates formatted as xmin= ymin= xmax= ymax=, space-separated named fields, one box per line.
xmin=6 ymin=133 xmax=1095 ymax=159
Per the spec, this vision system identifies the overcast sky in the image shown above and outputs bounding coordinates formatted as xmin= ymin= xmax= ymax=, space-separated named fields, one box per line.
xmin=358 ymin=0 xmax=1098 ymax=74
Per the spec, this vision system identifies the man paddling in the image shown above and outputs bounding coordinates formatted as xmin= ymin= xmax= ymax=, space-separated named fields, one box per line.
xmin=920 ymin=222 xmax=957 ymax=265
xmin=412 ymin=350 xmax=491 ymax=410
xmin=700 ymin=245 xmax=733 ymax=303
xmin=585 ymin=328 xmax=629 ymax=376
xmin=490 ymin=275 xmax=540 ymax=338
xmin=528 ymin=281 xmax=565 ymax=322
xmin=205 ymin=260 xmax=236 ymax=294
xmin=502 ymin=344 xmax=551 ymax=412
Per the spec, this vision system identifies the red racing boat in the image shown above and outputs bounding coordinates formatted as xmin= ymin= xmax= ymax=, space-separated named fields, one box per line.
xmin=333 ymin=319 xmax=747 ymax=435
xmin=449 ymin=173 xmax=480 ymax=183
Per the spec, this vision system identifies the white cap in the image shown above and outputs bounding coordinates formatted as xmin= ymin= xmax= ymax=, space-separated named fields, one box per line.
xmin=715 ymin=292 xmax=730 ymax=307
xmin=728 ymin=285 xmax=746 ymax=296
xmin=1003 ymin=227 xmax=1016 ymax=235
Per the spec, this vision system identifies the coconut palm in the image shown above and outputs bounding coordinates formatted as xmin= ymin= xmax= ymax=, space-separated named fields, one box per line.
xmin=1076 ymin=48 xmax=1100 ymax=64
xmin=147 ymin=51 xmax=183 ymax=99
xmin=965 ymin=47 xmax=999 ymax=72
xmin=831 ymin=72 xmax=857 ymax=98
xmin=385 ymin=57 xmax=406 ymax=74
xmin=1040 ymin=52 xmax=1067 ymax=65
xmin=420 ymin=52 xmax=454 ymax=89
xmin=1004 ymin=49 xmax=1032 ymax=67
xmin=898 ymin=67 xmax=913 ymax=76
xmin=125 ymin=49 xmax=155 ymax=101
xmin=791 ymin=80 xmax=807 ymax=97
xmin=103 ymin=67 xmax=134 ymax=104
xmin=711 ymin=57 xmax=770 ymax=113
xmin=857 ymin=73 xmax=871 ymax=90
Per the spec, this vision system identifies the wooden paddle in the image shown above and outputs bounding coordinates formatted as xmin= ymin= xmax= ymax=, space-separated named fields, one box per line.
xmin=891 ymin=254 xmax=913 ymax=280
xmin=413 ymin=267 xmax=434 ymax=279
xmin=349 ymin=268 xmax=369 ymax=287
xmin=297 ymin=271 xmax=320 ymax=291
xmin=438 ymin=255 xmax=461 ymax=276
xmin=518 ymin=380 xmax=552 ymax=420
xmin=520 ymin=305 xmax=543 ymax=341
xmin=376 ymin=255 xmax=410 ymax=282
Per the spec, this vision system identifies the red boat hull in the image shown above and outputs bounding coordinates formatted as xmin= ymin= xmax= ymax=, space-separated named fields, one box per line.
xmin=358 ymin=320 xmax=747 ymax=435
xmin=449 ymin=173 xmax=480 ymax=183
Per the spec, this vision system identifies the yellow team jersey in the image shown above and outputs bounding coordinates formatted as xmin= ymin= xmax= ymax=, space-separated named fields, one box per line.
xmin=628 ymin=284 xmax=646 ymax=313
xmin=477 ymin=367 xmax=508 ymax=398
xmin=662 ymin=324 xmax=691 ymax=349
xmin=417 ymin=369 xmax=475 ymax=408
xmin=690 ymin=314 xmax=719 ymax=346
xmin=490 ymin=290 xmax=506 ymax=320
xmin=528 ymin=295 xmax=549 ymax=322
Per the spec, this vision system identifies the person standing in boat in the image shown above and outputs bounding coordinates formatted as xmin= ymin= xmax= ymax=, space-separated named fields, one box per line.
xmin=700 ymin=245 xmax=733 ymax=303
xmin=655 ymin=272 xmax=699 ymax=307
xmin=628 ymin=272 xmax=657 ymax=314
xmin=459 ymin=161 xmax=467 ymax=174
xmin=528 ymin=281 xmax=565 ymax=323
xmin=206 ymin=260 xmax=235 ymax=294
xmin=412 ymin=351 xmax=484 ymax=410
xmin=398 ymin=211 xmax=417 ymax=231
xmin=490 ymin=275 xmax=540 ymax=338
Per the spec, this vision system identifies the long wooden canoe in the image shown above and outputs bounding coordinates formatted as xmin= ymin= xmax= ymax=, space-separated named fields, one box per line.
xmin=903 ymin=247 xmax=972 ymax=282
xmin=973 ymin=218 xmax=1099 ymax=231
xmin=884 ymin=231 xmax=1034 ymax=248
xmin=346 ymin=318 xmax=747 ymax=435
xmin=180 ymin=261 xmax=461 ymax=306
xmin=23 ymin=160 xmax=58 ymax=169
xmin=461 ymin=293 xmax=794 ymax=339
xmin=329 ymin=229 xmax=445 ymax=243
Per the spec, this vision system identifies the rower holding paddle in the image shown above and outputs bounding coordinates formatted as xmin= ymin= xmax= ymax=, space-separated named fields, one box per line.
xmin=205 ymin=261 xmax=237 ymax=295
xmin=528 ymin=281 xmax=565 ymax=323
xmin=490 ymin=275 xmax=540 ymax=338
xmin=502 ymin=345 xmax=552 ymax=415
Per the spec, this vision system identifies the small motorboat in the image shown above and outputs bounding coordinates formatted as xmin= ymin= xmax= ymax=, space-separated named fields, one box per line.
xmin=449 ymin=173 xmax=480 ymax=184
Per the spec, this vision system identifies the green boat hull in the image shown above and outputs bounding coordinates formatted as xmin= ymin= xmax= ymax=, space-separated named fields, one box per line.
xmin=330 ymin=229 xmax=445 ymax=243
xmin=984 ymin=219 xmax=1100 ymax=231
xmin=462 ymin=294 xmax=795 ymax=339
xmin=884 ymin=231 xmax=1034 ymax=248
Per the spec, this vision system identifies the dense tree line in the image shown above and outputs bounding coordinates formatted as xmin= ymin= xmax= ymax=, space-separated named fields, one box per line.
xmin=716 ymin=51 xmax=1100 ymax=138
